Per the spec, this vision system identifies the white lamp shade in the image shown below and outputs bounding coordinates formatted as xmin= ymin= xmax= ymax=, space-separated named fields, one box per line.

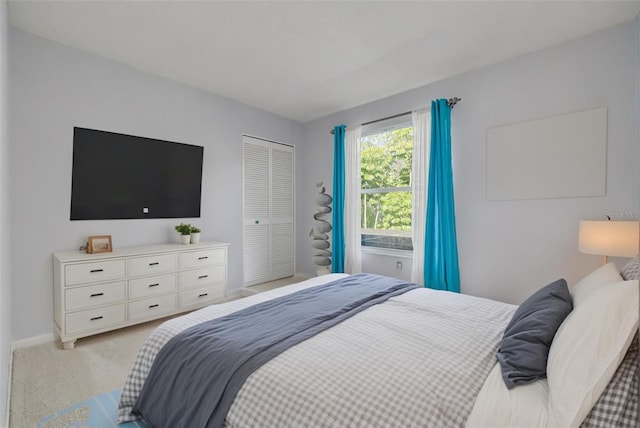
xmin=578 ymin=220 xmax=639 ymax=258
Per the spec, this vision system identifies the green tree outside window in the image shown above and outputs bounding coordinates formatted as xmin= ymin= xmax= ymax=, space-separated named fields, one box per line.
xmin=361 ymin=126 xmax=413 ymax=249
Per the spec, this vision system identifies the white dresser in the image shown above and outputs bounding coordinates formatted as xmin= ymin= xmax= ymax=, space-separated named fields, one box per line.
xmin=53 ymin=241 xmax=229 ymax=349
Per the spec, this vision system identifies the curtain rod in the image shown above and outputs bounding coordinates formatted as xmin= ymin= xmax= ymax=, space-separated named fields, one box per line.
xmin=361 ymin=111 xmax=411 ymax=127
xmin=330 ymin=97 xmax=461 ymax=134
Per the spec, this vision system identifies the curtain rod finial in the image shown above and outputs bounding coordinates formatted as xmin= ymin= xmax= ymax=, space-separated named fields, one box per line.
xmin=447 ymin=97 xmax=461 ymax=108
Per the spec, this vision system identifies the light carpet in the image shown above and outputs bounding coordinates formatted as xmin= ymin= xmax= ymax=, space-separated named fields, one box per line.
xmin=10 ymin=318 xmax=165 ymax=427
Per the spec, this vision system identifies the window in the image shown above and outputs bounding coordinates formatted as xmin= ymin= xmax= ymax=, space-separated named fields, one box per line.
xmin=360 ymin=123 xmax=413 ymax=251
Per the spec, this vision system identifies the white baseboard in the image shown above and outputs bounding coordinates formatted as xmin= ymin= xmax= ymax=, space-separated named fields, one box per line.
xmin=225 ymin=289 xmax=247 ymax=299
xmin=11 ymin=333 xmax=55 ymax=351
xmin=239 ymin=288 xmax=258 ymax=297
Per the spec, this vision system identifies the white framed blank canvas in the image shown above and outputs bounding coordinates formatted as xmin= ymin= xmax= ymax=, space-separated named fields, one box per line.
xmin=486 ymin=107 xmax=607 ymax=201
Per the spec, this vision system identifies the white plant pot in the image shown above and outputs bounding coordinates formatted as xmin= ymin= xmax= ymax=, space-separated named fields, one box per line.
xmin=180 ymin=234 xmax=191 ymax=245
xmin=190 ymin=232 xmax=201 ymax=244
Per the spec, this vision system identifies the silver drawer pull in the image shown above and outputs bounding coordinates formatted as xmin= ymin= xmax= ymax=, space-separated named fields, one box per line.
xmin=198 ymin=256 xmax=208 ymax=260
xmin=90 ymin=269 xmax=104 ymax=273
xmin=149 ymin=262 xmax=159 ymax=266
xmin=148 ymin=283 xmax=160 ymax=288
xmin=148 ymin=304 xmax=159 ymax=309
xmin=90 ymin=292 xmax=104 ymax=297
xmin=198 ymin=293 xmax=208 ymax=298
xmin=90 ymin=316 xmax=103 ymax=321
xmin=198 ymin=275 xmax=208 ymax=279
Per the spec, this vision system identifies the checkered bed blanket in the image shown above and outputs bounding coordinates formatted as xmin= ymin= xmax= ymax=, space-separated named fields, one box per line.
xmin=581 ymin=333 xmax=638 ymax=428
xmin=119 ymin=274 xmax=515 ymax=427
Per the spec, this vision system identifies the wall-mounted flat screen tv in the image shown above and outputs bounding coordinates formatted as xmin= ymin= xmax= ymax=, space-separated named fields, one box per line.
xmin=70 ymin=127 xmax=204 ymax=220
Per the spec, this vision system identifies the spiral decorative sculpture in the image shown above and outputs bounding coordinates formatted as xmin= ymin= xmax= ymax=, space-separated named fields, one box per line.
xmin=309 ymin=181 xmax=332 ymax=275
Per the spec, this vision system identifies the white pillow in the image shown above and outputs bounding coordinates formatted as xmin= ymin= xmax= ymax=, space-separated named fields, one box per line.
xmin=569 ymin=262 xmax=622 ymax=307
xmin=466 ymin=363 xmax=548 ymax=427
xmin=546 ymin=280 xmax=639 ymax=428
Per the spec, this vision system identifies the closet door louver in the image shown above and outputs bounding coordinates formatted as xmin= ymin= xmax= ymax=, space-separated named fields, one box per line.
xmin=243 ymin=136 xmax=295 ymax=286
xmin=270 ymin=145 xmax=294 ymax=280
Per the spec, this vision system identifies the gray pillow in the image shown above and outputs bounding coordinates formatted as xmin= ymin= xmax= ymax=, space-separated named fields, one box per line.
xmin=621 ymin=255 xmax=639 ymax=281
xmin=497 ymin=278 xmax=573 ymax=389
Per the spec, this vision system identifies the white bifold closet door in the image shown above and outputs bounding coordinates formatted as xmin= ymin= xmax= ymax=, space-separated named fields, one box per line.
xmin=243 ymin=136 xmax=295 ymax=286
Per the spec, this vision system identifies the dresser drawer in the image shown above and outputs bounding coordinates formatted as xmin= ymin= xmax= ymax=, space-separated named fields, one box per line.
xmin=65 ymin=260 xmax=126 ymax=286
xmin=128 ymin=254 xmax=177 ymax=277
xmin=179 ymin=265 xmax=225 ymax=290
xmin=128 ymin=294 xmax=177 ymax=321
xmin=65 ymin=304 xmax=126 ymax=335
xmin=65 ymin=281 xmax=126 ymax=311
xmin=179 ymin=284 xmax=225 ymax=308
xmin=129 ymin=274 xmax=177 ymax=299
xmin=179 ymin=249 xmax=226 ymax=269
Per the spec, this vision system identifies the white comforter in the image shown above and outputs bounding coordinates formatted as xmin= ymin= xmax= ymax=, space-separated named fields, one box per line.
xmin=119 ymin=274 xmax=516 ymax=427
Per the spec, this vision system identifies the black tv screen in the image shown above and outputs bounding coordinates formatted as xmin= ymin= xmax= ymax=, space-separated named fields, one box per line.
xmin=70 ymin=127 xmax=203 ymax=220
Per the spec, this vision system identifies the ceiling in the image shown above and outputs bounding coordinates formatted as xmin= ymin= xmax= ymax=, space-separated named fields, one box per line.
xmin=8 ymin=1 xmax=640 ymax=123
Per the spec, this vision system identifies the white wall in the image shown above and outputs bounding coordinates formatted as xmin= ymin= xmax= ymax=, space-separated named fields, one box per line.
xmin=9 ymin=28 xmax=303 ymax=340
xmin=636 ymin=14 xmax=640 ymax=379
xmin=298 ymin=22 xmax=639 ymax=304
xmin=0 ymin=0 xmax=11 ymax=423
xmin=362 ymin=251 xmax=412 ymax=282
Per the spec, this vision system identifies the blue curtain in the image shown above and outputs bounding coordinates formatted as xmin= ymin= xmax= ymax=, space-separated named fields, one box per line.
xmin=424 ymin=99 xmax=460 ymax=292
xmin=332 ymin=125 xmax=346 ymax=273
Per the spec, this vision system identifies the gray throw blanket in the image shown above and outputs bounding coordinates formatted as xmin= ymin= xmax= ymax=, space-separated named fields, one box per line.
xmin=132 ymin=273 xmax=419 ymax=428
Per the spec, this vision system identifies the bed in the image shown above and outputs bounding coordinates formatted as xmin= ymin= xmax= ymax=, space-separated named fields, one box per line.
xmin=118 ymin=261 xmax=639 ymax=428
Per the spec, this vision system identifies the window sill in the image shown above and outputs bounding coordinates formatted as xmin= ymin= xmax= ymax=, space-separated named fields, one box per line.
xmin=361 ymin=246 xmax=413 ymax=258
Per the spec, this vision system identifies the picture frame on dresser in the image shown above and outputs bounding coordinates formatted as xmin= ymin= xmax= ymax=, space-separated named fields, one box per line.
xmin=87 ymin=235 xmax=113 ymax=254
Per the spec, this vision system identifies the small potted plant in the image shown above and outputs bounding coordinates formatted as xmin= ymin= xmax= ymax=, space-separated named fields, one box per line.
xmin=175 ymin=223 xmax=192 ymax=244
xmin=190 ymin=226 xmax=201 ymax=244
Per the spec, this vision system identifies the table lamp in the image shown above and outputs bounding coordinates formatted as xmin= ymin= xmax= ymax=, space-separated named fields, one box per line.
xmin=578 ymin=220 xmax=639 ymax=264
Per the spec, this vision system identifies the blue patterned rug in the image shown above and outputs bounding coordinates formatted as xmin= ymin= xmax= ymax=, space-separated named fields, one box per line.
xmin=38 ymin=389 xmax=149 ymax=428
